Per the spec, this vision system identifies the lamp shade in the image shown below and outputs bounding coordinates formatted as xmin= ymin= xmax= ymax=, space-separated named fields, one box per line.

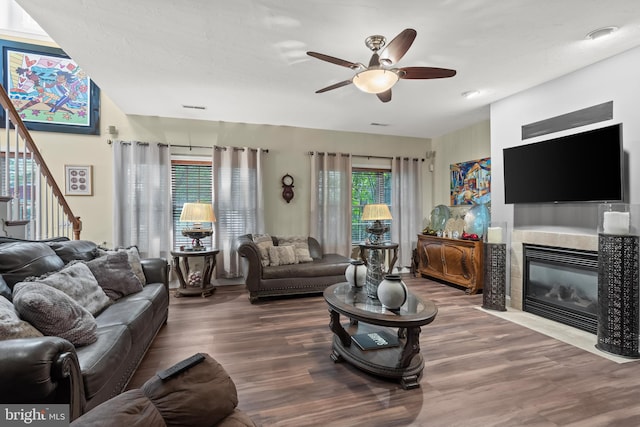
xmin=352 ymin=68 xmax=400 ymax=94
xmin=362 ymin=204 xmax=392 ymax=221
xmin=180 ymin=202 xmax=215 ymax=223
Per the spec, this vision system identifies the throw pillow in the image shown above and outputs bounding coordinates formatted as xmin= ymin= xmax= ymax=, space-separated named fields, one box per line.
xmin=96 ymin=246 xmax=147 ymax=286
xmin=278 ymin=236 xmax=314 ymax=263
xmin=85 ymin=251 xmax=143 ymax=300
xmin=24 ymin=262 xmax=112 ymax=316
xmin=0 ymin=296 xmax=43 ymax=340
xmin=0 ymin=275 xmax=11 ymax=301
xmin=268 ymin=245 xmax=298 ymax=267
xmin=13 ymin=282 xmax=98 ymax=347
xmin=252 ymin=234 xmax=273 ymax=267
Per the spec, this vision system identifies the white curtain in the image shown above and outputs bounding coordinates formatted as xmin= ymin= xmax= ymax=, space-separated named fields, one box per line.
xmin=391 ymin=157 xmax=423 ymax=269
xmin=112 ymin=141 xmax=172 ymax=258
xmin=310 ymin=152 xmax=352 ymax=257
xmin=213 ymin=146 xmax=265 ymax=278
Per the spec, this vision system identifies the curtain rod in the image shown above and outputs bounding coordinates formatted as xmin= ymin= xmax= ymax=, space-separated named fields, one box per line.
xmin=308 ymin=151 xmax=424 ymax=161
xmin=108 ymin=140 xmax=268 ymax=153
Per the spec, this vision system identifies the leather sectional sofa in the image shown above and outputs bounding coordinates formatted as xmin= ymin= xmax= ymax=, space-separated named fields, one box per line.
xmin=236 ymin=234 xmax=351 ymax=303
xmin=0 ymin=237 xmax=169 ymax=420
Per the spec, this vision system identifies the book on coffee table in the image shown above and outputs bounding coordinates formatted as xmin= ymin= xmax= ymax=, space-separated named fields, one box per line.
xmin=351 ymin=330 xmax=399 ymax=351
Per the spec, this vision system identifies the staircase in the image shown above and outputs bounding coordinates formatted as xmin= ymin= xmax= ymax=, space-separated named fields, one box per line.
xmin=0 ymin=83 xmax=81 ymax=240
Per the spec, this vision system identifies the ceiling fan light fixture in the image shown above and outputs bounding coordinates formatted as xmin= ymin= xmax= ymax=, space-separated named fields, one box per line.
xmin=352 ymin=68 xmax=399 ymax=94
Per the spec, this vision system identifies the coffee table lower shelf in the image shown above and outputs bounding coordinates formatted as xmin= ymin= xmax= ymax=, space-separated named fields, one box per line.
xmin=330 ymin=323 xmax=424 ymax=390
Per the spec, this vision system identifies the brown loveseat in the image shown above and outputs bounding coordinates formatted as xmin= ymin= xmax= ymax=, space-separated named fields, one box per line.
xmin=236 ymin=234 xmax=350 ymax=303
xmin=0 ymin=237 xmax=169 ymax=420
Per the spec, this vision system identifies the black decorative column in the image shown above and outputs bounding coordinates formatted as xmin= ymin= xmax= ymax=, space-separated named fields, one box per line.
xmin=483 ymin=243 xmax=507 ymax=311
xmin=596 ymin=234 xmax=640 ymax=358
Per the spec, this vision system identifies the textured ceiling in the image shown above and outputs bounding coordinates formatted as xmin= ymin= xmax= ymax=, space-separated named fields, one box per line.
xmin=14 ymin=0 xmax=640 ymax=138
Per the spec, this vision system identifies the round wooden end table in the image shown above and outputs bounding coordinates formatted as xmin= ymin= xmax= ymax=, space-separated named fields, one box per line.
xmin=323 ymin=282 xmax=438 ymax=389
xmin=171 ymin=249 xmax=219 ymax=297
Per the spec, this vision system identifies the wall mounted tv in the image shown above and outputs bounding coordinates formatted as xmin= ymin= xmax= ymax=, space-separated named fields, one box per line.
xmin=503 ymin=123 xmax=623 ymax=204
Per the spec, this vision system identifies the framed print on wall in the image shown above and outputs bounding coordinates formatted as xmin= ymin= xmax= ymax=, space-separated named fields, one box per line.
xmin=0 ymin=39 xmax=100 ymax=135
xmin=65 ymin=165 xmax=93 ymax=196
xmin=450 ymin=157 xmax=491 ymax=206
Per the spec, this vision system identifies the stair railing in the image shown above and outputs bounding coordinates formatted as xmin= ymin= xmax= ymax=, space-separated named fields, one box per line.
xmin=0 ymin=83 xmax=81 ymax=240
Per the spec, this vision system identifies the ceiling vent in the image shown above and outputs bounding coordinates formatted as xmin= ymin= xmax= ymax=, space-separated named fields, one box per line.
xmin=182 ymin=104 xmax=207 ymax=110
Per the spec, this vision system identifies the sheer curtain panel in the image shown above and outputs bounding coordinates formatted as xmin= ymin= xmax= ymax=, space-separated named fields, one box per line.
xmin=213 ymin=146 xmax=265 ymax=278
xmin=391 ymin=157 xmax=423 ymax=269
xmin=310 ymin=152 xmax=352 ymax=257
xmin=112 ymin=141 xmax=172 ymax=258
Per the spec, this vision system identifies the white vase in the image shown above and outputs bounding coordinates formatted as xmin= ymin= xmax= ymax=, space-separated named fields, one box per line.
xmin=345 ymin=260 xmax=367 ymax=288
xmin=377 ymin=274 xmax=408 ymax=310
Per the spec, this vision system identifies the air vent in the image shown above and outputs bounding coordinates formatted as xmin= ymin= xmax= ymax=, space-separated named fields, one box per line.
xmin=370 ymin=122 xmax=389 ymax=126
xmin=182 ymin=105 xmax=207 ymax=110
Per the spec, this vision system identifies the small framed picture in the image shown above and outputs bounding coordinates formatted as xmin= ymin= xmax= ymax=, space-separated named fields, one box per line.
xmin=65 ymin=165 xmax=93 ymax=196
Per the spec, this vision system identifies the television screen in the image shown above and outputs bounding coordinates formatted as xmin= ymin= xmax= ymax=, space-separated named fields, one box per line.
xmin=503 ymin=124 xmax=623 ymax=204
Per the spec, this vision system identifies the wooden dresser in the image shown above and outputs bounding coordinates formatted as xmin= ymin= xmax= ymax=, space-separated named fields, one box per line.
xmin=416 ymin=234 xmax=484 ymax=294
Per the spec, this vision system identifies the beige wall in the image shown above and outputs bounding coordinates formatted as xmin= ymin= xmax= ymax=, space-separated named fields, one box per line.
xmin=29 ymin=90 xmax=435 ymax=246
xmin=26 ymin=93 xmax=491 ymax=247
xmin=429 ymin=120 xmax=491 ymax=209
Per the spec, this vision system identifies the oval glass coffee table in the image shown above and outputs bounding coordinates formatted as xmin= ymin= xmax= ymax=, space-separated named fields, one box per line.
xmin=323 ymin=282 xmax=438 ymax=389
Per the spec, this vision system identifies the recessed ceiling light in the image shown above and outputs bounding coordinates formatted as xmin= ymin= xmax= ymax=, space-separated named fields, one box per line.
xmin=585 ymin=26 xmax=618 ymax=40
xmin=461 ymin=90 xmax=480 ymax=99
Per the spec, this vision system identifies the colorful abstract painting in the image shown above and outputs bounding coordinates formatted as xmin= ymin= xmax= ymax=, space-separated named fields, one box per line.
xmin=0 ymin=40 xmax=100 ymax=134
xmin=450 ymin=157 xmax=491 ymax=205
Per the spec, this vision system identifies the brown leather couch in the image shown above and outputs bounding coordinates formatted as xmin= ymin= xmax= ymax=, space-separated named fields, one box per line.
xmin=236 ymin=234 xmax=350 ymax=303
xmin=71 ymin=353 xmax=256 ymax=426
xmin=0 ymin=237 xmax=169 ymax=421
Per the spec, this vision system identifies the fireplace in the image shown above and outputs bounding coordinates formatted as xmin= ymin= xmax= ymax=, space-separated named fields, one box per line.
xmin=523 ymin=244 xmax=598 ymax=334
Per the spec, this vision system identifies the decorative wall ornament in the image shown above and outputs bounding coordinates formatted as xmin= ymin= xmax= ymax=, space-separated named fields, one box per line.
xmin=64 ymin=165 xmax=93 ymax=196
xmin=282 ymin=174 xmax=294 ymax=203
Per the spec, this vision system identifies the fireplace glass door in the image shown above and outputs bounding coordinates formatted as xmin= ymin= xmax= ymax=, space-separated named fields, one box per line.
xmin=524 ymin=244 xmax=598 ymax=334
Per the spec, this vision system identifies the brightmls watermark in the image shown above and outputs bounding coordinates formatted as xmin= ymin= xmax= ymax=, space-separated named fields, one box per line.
xmin=1 ymin=405 xmax=68 ymax=426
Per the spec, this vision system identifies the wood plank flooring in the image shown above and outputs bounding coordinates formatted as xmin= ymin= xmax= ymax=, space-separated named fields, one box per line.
xmin=127 ymin=275 xmax=640 ymax=427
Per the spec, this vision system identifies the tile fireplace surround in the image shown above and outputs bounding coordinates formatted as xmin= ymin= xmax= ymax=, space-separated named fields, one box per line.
xmin=509 ymin=229 xmax=598 ymax=310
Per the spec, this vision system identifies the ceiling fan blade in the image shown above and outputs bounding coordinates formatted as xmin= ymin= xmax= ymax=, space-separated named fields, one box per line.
xmin=399 ymin=67 xmax=457 ymax=79
xmin=377 ymin=89 xmax=392 ymax=103
xmin=307 ymin=52 xmax=359 ymax=69
xmin=380 ymin=28 xmax=417 ymax=64
xmin=315 ymin=80 xmax=353 ymax=93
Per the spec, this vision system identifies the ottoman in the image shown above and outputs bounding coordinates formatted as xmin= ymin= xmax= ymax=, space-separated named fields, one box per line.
xmin=71 ymin=353 xmax=255 ymax=426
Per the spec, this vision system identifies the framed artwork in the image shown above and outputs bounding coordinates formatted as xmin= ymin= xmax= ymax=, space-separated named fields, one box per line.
xmin=0 ymin=39 xmax=100 ymax=135
xmin=450 ymin=157 xmax=491 ymax=206
xmin=65 ymin=165 xmax=93 ymax=196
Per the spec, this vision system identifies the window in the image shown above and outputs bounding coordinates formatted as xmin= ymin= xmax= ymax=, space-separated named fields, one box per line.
xmin=0 ymin=153 xmax=36 ymax=219
xmin=352 ymin=169 xmax=391 ymax=243
xmin=171 ymin=159 xmax=212 ymax=248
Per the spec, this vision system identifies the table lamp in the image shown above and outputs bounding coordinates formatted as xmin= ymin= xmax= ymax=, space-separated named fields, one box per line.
xmin=362 ymin=203 xmax=392 ymax=244
xmin=180 ymin=202 xmax=215 ymax=251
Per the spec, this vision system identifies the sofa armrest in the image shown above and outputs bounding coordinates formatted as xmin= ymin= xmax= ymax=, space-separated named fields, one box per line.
xmin=0 ymin=337 xmax=85 ymax=419
xmin=236 ymin=235 xmax=262 ymax=292
xmin=141 ymin=258 xmax=170 ymax=290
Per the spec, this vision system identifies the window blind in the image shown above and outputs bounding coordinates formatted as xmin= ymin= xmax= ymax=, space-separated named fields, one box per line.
xmin=171 ymin=160 xmax=213 ymax=248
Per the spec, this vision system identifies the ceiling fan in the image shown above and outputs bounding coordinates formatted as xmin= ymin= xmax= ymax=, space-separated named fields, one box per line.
xmin=307 ymin=28 xmax=456 ymax=103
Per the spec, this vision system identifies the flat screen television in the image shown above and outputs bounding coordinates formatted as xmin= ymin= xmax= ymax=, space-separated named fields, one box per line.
xmin=503 ymin=123 xmax=623 ymax=204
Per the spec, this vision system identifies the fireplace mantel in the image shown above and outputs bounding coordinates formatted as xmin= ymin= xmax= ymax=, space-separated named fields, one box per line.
xmin=510 ymin=229 xmax=598 ymax=310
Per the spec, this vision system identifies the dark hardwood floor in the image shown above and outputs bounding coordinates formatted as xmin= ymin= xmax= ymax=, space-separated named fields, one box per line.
xmin=128 ymin=275 xmax=640 ymax=427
